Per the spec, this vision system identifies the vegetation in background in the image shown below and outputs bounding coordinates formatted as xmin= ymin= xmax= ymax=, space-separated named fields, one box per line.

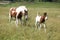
xmin=0 ymin=0 xmax=60 ymax=2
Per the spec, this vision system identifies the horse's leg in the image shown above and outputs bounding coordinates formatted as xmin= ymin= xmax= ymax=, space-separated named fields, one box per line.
xmin=19 ymin=12 xmax=23 ymax=25
xmin=35 ymin=22 xmax=38 ymax=29
xmin=43 ymin=23 xmax=46 ymax=33
xmin=15 ymin=14 xmax=19 ymax=27
xmin=9 ymin=13 xmax=11 ymax=22
xmin=39 ymin=23 xmax=42 ymax=30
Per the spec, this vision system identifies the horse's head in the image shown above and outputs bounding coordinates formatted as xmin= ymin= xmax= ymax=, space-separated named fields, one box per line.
xmin=24 ymin=10 xmax=28 ymax=20
xmin=44 ymin=12 xmax=48 ymax=20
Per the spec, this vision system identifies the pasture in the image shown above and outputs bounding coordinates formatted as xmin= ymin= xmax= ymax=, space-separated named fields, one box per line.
xmin=0 ymin=2 xmax=60 ymax=40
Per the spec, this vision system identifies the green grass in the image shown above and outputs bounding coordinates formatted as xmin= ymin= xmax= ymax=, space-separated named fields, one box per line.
xmin=0 ymin=2 xmax=60 ymax=40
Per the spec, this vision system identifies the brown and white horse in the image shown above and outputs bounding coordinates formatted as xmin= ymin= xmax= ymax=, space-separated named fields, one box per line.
xmin=15 ymin=6 xmax=28 ymax=26
xmin=35 ymin=12 xmax=48 ymax=32
xmin=9 ymin=7 xmax=17 ymax=22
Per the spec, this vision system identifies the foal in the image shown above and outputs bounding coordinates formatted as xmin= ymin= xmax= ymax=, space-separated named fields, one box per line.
xmin=35 ymin=12 xmax=48 ymax=32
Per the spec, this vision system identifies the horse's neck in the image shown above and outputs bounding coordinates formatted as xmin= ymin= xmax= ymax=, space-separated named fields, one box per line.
xmin=41 ymin=16 xmax=45 ymax=19
xmin=40 ymin=16 xmax=45 ymax=23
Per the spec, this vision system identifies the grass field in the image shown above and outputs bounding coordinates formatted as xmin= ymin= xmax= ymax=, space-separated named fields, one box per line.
xmin=0 ymin=2 xmax=60 ymax=40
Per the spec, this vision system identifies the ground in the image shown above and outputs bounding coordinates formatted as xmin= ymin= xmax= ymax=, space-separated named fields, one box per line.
xmin=0 ymin=2 xmax=60 ymax=40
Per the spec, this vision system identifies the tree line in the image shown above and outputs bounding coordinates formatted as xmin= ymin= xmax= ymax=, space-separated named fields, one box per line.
xmin=0 ymin=0 xmax=60 ymax=2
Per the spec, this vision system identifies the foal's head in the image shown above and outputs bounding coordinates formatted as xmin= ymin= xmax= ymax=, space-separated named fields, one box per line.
xmin=44 ymin=12 xmax=47 ymax=17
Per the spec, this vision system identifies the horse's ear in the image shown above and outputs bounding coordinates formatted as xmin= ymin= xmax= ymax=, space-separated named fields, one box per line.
xmin=44 ymin=12 xmax=47 ymax=16
xmin=37 ymin=12 xmax=40 ymax=16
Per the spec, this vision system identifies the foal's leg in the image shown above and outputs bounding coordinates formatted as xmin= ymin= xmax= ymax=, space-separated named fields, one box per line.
xmin=43 ymin=23 xmax=46 ymax=33
xmin=35 ymin=22 xmax=38 ymax=30
xmin=39 ymin=23 xmax=42 ymax=30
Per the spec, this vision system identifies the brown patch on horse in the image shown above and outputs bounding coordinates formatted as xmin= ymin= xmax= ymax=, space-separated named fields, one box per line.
xmin=40 ymin=16 xmax=45 ymax=23
xmin=11 ymin=11 xmax=17 ymax=18
xmin=40 ymin=12 xmax=47 ymax=23
xmin=17 ymin=11 xmax=22 ymax=19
